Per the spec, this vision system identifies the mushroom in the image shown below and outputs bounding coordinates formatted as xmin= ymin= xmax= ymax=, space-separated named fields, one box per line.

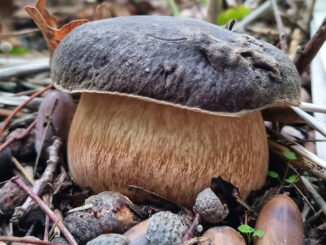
xmin=51 ymin=16 xmax=300 ymax=206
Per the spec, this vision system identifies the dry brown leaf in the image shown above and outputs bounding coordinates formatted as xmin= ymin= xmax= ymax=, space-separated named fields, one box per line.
xmin=24 ymin=0 xmax=88 ymax=53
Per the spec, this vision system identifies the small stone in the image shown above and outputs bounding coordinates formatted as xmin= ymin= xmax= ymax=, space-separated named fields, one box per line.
xmin=196 ymin=224 xmax=203 ymax=233
xmin=87 ymin=234 xmax=130 ymax=245
xmin=0 ymin=41 xmax=13 ymax=54
xmin=146 ymin=211 xmax=188 ymax=245
xmin=194 ymin=188 xmax=229 ymax=224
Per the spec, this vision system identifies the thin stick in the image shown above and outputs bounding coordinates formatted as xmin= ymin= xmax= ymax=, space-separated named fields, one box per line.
xmin=291 ymin=106 xmax=326 ymax=138
xmin=270 ymin=0 xmax=288 ymax=52
xmin=295 ymin=17 xmax=326 ymax=74
xmin=233 ymin=1 xmax=271 ymax=32
xmin=300 ymin=102 xmax=326 ymax=114
xmin=11 ymin=177 xmax=78 ymax=245
xmin=0 ymin=236 xmax=64 ymax=245
xmin=11 ymin=157 xmax=34 ymax=185
xmin=305 ymin=0 xmax=317 ymax=32
xmin=182 ymin=213 xmax=201 ymax=242
xmin=12 ymin=138 xmax=62 ymax=222
xmin=268 ymin=129 xmax=326 ymax=180
xmin=0 ymin=84 xmax=53 ymax=136
xmin=0 ymin=28 xmax=39 ymax=39
xmin=0 ymin=61 xmax=49 ymax=80
xmin=43 ymin=194 xmax=51 ymax=242
xmin=0 ymin=108 xmax=27 ymax=118
xmin=206 ymin=0 xmax=221 ymax=24
xmin=301 ymin=176 xmax=326 ymax=217
xmin=0 ymin=119 xmax=37 ymax=152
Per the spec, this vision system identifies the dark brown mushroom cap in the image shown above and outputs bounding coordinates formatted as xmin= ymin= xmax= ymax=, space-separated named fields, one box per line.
xmin=52 ymin=16 xmax=300 ymax=116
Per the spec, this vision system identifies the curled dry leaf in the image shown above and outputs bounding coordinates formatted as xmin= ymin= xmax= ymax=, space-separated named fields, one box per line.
xmin=24 ymin=0 xmax=88 ymax=53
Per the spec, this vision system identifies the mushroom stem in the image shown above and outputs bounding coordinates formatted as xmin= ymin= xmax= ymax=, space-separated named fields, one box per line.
xmin=68 ymin=93 xmax=268 ymax=206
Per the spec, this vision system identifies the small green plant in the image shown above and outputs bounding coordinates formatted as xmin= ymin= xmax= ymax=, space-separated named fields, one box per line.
xmin=283 ymin=151 xmax=297 ymax=160
xmin=238 ymin=224 xmax=264 ymax=244
xmin=217 ymin=5 xmax=250 ymax=25
xmin=285 ymin=175 xmax=300 ymax=184
xmin=10 ymin=46 xmax=29 ymax=55
xmin=167 ymin=0 xmax=179 ymax=16
xmin=268 ymin=170 xmax=279 ymax=179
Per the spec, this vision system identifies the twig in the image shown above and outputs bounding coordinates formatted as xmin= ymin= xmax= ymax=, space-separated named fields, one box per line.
xmin=0 ymin=119 xmax=37 ymax=152
xmin=295 ymin=17 xmax=326 ymax=74
xmin=300 ymin=102 xmax=326 ymax=114
xmin=182 ymin=213 xmax=201 ymax=242
xmin=12 ymin=138 xmax=62 ymax=222
xmin=11 ymin=157 xmax=34 ymax=185
xmin=0 ymin=236 xmax=64 ymax=245
xmin=305 ymin=0 xmax=317 ymax=33
xmin=206 ymin=0 xmax=221 ymax=24
xmin=0 ymin=60 xmax=49 ymax=80
xmin=0 ymin=108 xmax=27 ymax=118
xmin=43 ymin=194 xmax=51 ymax=242
xmin=11 ymin=177 xmax=77 ymax=245
xmin=235 ymin=196 xmax=256 ymax=215
xmin=0 ymin=28 xmax=39 ymax=39
xmin=291 ymin=106 xmax=326 ymax=138
xmin=0 ymin=84 xmax=53 ymax=136
xmin=268 ymin=129 xmax=326 ymax=180
xmin=301 ymin=176 xmax=326 ymax=217
xmin=233 ymin=1 xmax=272 ymax=32
xmin=270 ymin=0 xmax=288 ymax=52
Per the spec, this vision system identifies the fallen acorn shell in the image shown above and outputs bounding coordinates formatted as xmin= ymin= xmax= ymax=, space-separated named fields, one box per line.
xmin=85 ymin=191 xmax=137 ymax=234
xmin=123 ymin=219 xmax=149 ymax=245
xmin=254 ymin=194 xmax=304 ymax=245
xmin=201 ymin=226 xmax=246 ymax=245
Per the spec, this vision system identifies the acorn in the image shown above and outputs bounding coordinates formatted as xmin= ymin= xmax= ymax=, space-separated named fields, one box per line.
xmin=193 ymin=188 xmax=229 ymax=224
xmin=254 ymin=194 xmax=304 ymax=245
xmin=146 ymin=211 xmax=188 ymax=245
xmin=201 ymin=226 xmax=246 ymax=245
xmin=86 ymin=234 xmax=130 ymax=245
xmin=85 ymin=191 xmax=137 ymax=233
xmin=64 ymin=211 xmax=103 ymax=245
xmin=124 ymin=219 xmax=149 ymax=245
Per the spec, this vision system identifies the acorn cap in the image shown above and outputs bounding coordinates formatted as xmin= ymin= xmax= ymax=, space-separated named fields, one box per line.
xmin=146 ymin=211 xmax=188 ymax=245
xmin=52 ymin=16 xmax=300 ymax=117
xmin=86 ymin=234 xmax=130 ymax=245
xmin=194 ymin=188 xmax=229 ymax=224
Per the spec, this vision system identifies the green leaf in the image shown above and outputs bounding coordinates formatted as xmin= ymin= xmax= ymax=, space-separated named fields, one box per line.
xmin=10 ymin=46 xmax=29 ymax=55
xmin=217 ymin=5 xmax=250 ymax=25
xmin=238 ymin=224 xmax=255 ymax=234
xmin=283 ymin=151 xmax=297 ymax=160
xmin=285 ymin=175 xmax=299 ymax=184
xmin=253 ymin=229 xmax=264 ymax=238
xmin=167 ymin=0 xmax=179 ymax=16
xmin=195 ymin=0 xmax=208 ymax=3
xmin=268 ymin=170 xmax=279 ymax=179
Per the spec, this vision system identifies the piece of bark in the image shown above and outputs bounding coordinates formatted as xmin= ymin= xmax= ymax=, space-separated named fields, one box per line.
xmin=0 ymin=178 xmax=28 ymax=216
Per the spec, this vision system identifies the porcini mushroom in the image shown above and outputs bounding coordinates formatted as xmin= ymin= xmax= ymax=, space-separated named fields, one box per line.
xmin=51 ymin=16 xmax=300 ymax=206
